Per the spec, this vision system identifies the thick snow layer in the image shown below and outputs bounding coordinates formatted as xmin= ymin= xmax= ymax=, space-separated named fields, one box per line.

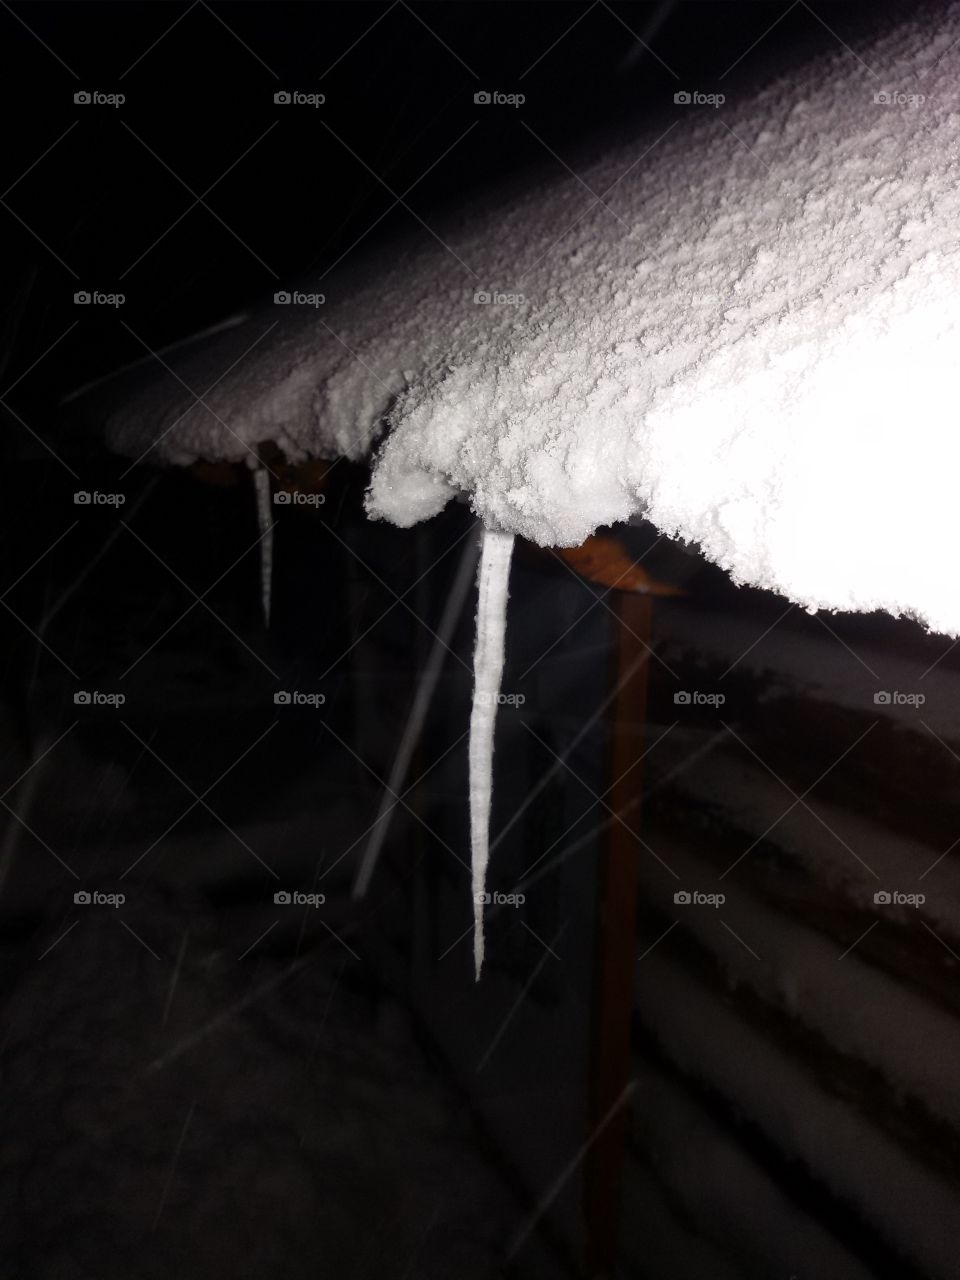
xmin=101 ymin=9 xmax=960 ymax=633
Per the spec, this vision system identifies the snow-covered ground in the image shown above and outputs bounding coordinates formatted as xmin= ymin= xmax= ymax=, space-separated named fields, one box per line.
xmin=0 ymin=887 xmax=526 ymax=1280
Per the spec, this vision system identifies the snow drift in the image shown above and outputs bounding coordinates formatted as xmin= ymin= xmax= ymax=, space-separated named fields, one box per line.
xmin=91 ymin=7 xmax=960 ymax=970
xmin=101 ymin=9 xmax=960 ymax=634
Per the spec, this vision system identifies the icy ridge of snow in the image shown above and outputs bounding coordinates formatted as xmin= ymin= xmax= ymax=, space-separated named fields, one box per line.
xmin=656 ymin=606 xmax=960 ymax=736
xmin=637 ymin=952 xmax=960 ymax=1278
xmin=667 ymin=751 xmax=960 ymax=923
xmin=367 ymin=11 xmax=960 ymax=634
xmin=636 ymin=832 xmax=960 ymax=1133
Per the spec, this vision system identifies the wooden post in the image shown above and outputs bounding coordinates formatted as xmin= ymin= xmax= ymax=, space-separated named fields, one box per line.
xmin=549 ymin=535 xmax=679 ymax=1276
xmin=583 ymin=589 xmax=652 ymax=1278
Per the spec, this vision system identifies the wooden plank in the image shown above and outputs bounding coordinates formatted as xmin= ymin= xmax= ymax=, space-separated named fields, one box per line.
xmin=583 ymin=590 xmax=652 ymax=1277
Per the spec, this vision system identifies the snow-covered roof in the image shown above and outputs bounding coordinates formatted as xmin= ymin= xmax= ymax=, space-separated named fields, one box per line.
xmin=101 ymin=7 xmax=960 ymax=633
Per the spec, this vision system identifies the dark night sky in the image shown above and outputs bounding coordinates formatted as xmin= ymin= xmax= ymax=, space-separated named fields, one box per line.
xmin=0 ymin=0 xmax=912 ymax=462
xmin=0 ymin=14 xmax=954 ymax=1279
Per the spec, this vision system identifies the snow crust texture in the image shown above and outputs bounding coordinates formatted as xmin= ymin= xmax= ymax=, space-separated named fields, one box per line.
xmin=105 ymin=9 xmax=960 ymax=633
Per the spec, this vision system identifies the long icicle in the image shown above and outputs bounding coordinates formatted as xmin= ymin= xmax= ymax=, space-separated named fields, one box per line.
xmin=470 ymin=527 xmax=515 ymax=979
xmin=253 ymin=466 xmax=273 ymax=628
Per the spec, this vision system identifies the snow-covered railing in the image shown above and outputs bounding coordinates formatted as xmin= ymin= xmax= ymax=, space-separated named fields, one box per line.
xmin=78 ymin=4 xmax=960 ymax=971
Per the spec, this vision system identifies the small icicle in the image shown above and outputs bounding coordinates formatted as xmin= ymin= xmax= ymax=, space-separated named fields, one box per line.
xmin=253 ymin=466 xmax=273 ymax=628
xmin=469 ymin=526 xmax=515 ymax=980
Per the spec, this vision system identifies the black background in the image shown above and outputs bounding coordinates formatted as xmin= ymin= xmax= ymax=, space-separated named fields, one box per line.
xmin=0 ymin=7 xmax=947 ymax=1280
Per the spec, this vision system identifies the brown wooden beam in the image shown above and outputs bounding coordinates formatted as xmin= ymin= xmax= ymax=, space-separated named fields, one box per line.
xmin=583 ymin=588 xmax=652 ymax=1278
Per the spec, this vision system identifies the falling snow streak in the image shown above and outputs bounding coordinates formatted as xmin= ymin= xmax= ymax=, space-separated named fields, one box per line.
xmin=353 ymin=529 xmax=480 ymax=900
